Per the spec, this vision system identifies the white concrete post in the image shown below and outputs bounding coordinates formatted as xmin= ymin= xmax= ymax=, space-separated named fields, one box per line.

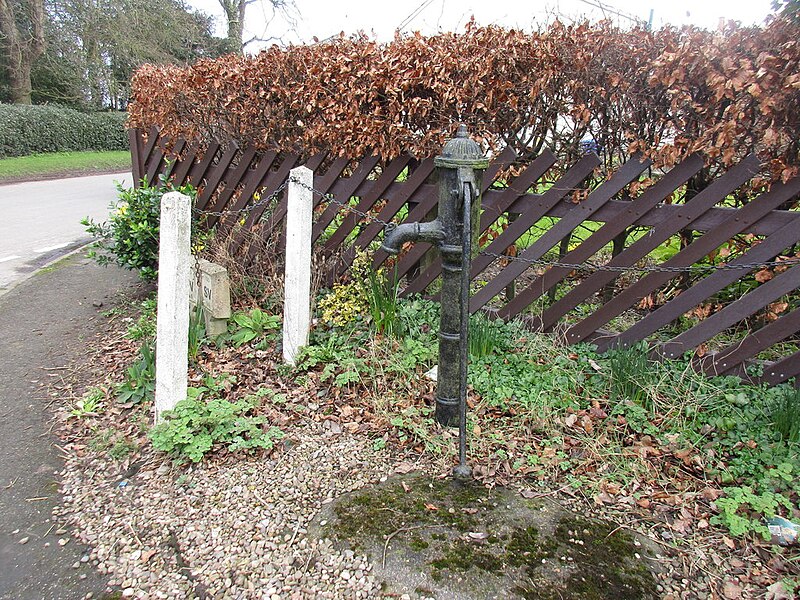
xmin=155 ymin=192 xmax=192 ymax=422
xmin=283 ymin=167 xmax=313 ymax=365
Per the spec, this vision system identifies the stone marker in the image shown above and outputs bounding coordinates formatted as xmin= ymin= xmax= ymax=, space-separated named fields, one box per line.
xmin=191 ymin=259 xmax=232 ymax=336
xmin=189 ymin=262 xmax=200 ymax=307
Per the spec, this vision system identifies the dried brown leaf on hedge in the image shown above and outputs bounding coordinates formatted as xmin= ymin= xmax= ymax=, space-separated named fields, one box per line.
xmin=129 ymin=19 xmax=800 ymax=185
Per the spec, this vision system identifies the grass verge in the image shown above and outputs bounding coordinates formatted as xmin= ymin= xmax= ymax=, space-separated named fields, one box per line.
xmin=0 ymin=150 xmax=131 ymax=182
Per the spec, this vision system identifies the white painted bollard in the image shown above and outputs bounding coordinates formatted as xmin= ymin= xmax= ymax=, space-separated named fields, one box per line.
xmin=283 ymin=166 xmax=313 ymax=365
xmin=155 ymin=192 xmax=192 ymax=422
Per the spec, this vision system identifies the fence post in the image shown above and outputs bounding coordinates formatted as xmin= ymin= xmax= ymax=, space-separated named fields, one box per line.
xmin=283 ymin=166 xmax=313 ymax=365
xmin=155 ymin=191 xmax=192 ymax=422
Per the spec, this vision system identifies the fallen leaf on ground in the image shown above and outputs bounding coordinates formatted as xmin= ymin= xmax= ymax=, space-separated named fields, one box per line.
xmin=722 ymin=536 xmax=736 ymax=550
xmin=766 ymin=581 xmax=792 ymax=600
xmin=722 ymin=580 xmax=742 ymax=599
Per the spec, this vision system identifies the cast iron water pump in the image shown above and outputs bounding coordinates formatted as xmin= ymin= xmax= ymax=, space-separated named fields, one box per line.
xmin=380 ymin=125 xmax=488 ymax=475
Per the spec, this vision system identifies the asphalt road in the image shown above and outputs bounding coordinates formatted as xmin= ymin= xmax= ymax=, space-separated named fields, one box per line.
xmin=0 ymin=253 xmax=139 ymax=599
xmin=0 ymin=172 xmax=131 ymax=292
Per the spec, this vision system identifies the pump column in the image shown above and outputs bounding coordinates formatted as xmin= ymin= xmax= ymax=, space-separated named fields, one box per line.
xmin=433 ymin=126 xmax=488 ymax=426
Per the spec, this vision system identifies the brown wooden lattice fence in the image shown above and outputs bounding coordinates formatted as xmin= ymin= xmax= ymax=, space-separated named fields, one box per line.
xmin=129 ymin=128 xmax=800 ymax=386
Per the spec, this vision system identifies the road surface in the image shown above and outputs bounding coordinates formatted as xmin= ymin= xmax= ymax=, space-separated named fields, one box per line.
xmin=0 ymin=172 xmax=131 ymax=292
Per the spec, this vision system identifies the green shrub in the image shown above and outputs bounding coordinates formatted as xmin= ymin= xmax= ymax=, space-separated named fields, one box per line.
xmin=0 ymin=104 xmax=127 ymax=158
xmin=149 ymin=389 xmax=283 ymax=463
xmin=317 ymin=251 xmax=372 ymax=327
xmin=469 ymin=313 xmax=509 ymax=358
xmin=126 ymin=296 xmax=158 ymax=340
xmin=83 ymin=180 xmax=196 ymax=281
xmin=367 ymin=265 xmax=400 ymax=336
xmin=607 ymin=343 xmax=654 ymax=410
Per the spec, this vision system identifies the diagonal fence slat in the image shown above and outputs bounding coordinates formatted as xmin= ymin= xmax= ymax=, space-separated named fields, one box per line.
xmin=170 ymin=142 xmax=199 ymax=187
xmin=591 ymin=175 xmax=800 ymax=352
xmin=401 ymin=150 xmax=558 ymax=297
xmin=145 ymin=135 xmax=169 ymax=187
xmin=311 ymin=157 xmax=351 ymax=209
xmin=239 ymin=153 xmax=302 ymax=249
xmin=128 ymin=129 xmax=145 ymax=184
xmin=699 ymin=307 xmax=800 ymax=377
xmin=196 ymin=144 xmax=240 ymax=212
xmin=473 ymin=154 xmax=651 ymax=316
xmin=478 ymin=150 xmax=558 ymax=231
xmin=499 ymin=154 xmax=706 ymax=323
xmin=468 ymin=153 xmax=601 ymax=292
xmin=335 ymin=159 xmax=437 ymax=279
xmin=203 ymin=145 xmax=260 ymax=228
xmin=758 ymin=351 xmax=800 ymax=386
xmin=137 ymin=125 xmax=161 ymax=186
xmin=311 ymin=156 xmax=382 ymax=244
xmin=392 ymin=146 xmax=519 ymax=288
xmin=185 ymin=140 xmax=221 ymax=190
xmin=659 ymin=262 xmax=800 ymax=360
xmin=323 ymin=155 xmax=411 ymax=254
xmin=556 ymin=155 xmax=762 ymax=340
xmin=244 ymin=152 xmax=329 ymax=251
xmin=601 ymin=210 xmax=800 ymax=352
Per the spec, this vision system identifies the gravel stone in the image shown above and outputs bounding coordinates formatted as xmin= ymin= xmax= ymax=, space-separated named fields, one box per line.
xmin=59 ymin=420 xmax=414 ymax=599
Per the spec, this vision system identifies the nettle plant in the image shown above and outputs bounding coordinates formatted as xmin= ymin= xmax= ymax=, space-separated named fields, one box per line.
xmin=83 ymin=178 xmax=196 ymax=281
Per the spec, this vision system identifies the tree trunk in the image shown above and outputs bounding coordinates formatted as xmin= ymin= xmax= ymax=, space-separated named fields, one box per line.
xmin=219 ymin=0 xmax=244 ymax=53
xmin=0 ymin=0 xmax=45 ymax=104
xmin=7 ymin=54 xmax=33 ymax=104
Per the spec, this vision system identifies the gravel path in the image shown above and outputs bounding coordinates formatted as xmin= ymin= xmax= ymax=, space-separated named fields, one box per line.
xmin=59 ymin=420 xmax=436 ymax=599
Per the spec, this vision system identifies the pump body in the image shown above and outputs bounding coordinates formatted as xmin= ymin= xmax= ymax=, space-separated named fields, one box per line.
xmin=380 ymin=125 xmax=488 ymax=427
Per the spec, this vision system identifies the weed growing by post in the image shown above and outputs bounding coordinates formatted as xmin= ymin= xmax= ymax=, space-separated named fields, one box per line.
xmin=149 ymin=386 xmax=283 ymax=464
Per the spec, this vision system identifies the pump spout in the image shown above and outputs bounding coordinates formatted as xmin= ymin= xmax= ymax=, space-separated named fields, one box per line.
xmin=381 ymin=220 xmax=445 ymax=255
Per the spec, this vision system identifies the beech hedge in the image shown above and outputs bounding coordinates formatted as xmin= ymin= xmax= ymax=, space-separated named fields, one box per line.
xmin=129 ymin=19 xmax=800 ymax=182
xmin=0 ymin=104 xmax=128 ymax=158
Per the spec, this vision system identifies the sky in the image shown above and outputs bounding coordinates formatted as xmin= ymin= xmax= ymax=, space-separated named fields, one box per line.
xmin=188 ymin=0 xmax=776 ymax=50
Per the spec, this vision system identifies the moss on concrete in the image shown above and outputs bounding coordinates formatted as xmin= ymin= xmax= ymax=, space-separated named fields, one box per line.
xmin=314 ymin=473 xmax=659 ymax=599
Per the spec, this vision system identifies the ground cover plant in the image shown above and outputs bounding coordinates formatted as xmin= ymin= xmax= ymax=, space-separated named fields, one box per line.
xmin=53 ymin=263 xmax=800 ymax=598
xmin=293 ymin=290 xmax=800 ymax=594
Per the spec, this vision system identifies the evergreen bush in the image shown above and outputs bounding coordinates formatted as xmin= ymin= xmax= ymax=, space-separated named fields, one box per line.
xmin=0 ymin=104 xmax=127 ymax=158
